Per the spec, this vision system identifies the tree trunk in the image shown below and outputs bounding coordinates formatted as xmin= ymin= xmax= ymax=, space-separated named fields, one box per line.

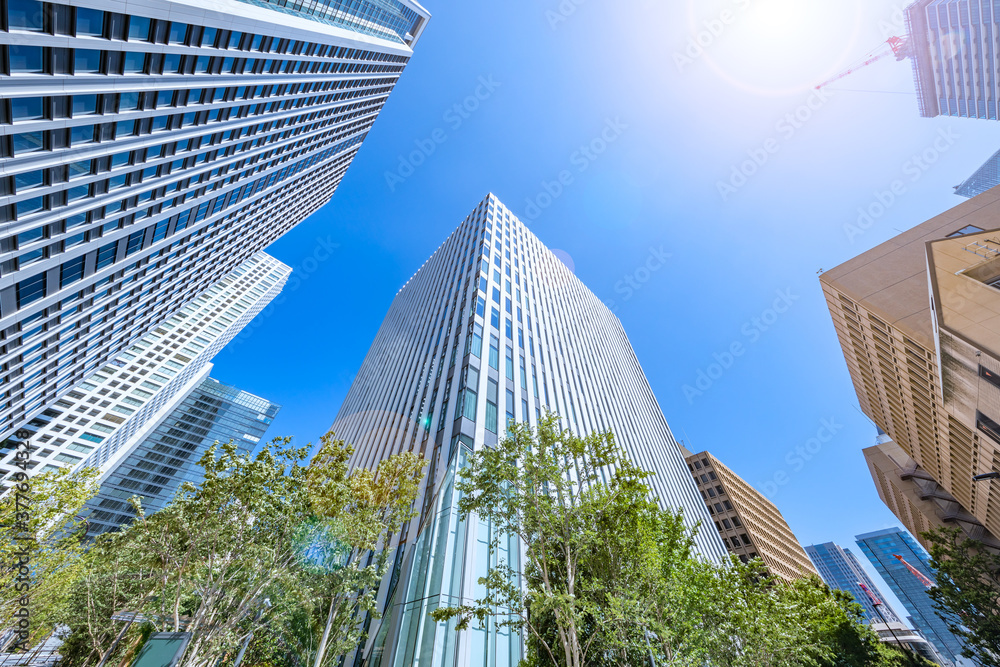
xmin=312 ymin=594 xmax=339 ymax=667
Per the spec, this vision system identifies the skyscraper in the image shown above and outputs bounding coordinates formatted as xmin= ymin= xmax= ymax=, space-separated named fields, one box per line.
xmin=955 ymin=151 xmax=1000 ymax=198
xmin=682 ymin=448 xmax=818 ymax=582
xmin=820 ymin=193 xmax=1000 ymax=549
xmin=0 ymin=0 xmax=429 ymax=442
xmin=80 ymin=376 xmax=279 ymax=536
xmin=906 ymin=0 xmax=1000 ymax=120
xmin=330 ymin=193 xmax=726 ymax=667
xmin=0 ymin=251 xmax=289 ymax=488
xmin=805 ymin=541 xmax=903 ymax=625
xmin=857 ymin=527 xmax=971 ymax=666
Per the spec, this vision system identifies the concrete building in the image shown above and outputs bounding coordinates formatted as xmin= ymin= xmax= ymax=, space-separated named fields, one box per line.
xmin=956 ymin=149 xmax=1000 ymax=198
xmin=906 ymin=0 xmax=1000 ymax=120
xmin=857 ymin=527 xmax=971 ymax=666
xmin=820 ymin=189 xmax=1000 ymax=550
xmin=683 ymin=448 xmax=818 ymax=582
xmin=330 ymin=193 xmax=726 ymax=667
xmin=0 ymin=0 xmax=429 ymax=442
xmin=80 ymin=375 xmax=279 ymax=536
xmin=805 ymin=541 xmax=903 ymax=625
xmin=0 ymin=251 xmax=288 ymax=489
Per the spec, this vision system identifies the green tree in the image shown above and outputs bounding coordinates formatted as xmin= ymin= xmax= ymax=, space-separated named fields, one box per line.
xmin=0 ymin=465 xmax=100 ymax=649
xmin=923 ymin=526 xmax=1000 ymax=666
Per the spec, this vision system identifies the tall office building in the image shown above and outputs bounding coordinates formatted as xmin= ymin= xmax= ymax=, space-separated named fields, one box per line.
xmin=805 ymin=541 xmax=903 ymax=625
xmin=0 ymin=251 xmax=289 ymax=488
xmin=80 ymin=375 xmax=279 ymax=536
xmin=857 ymin=527 xmax=971 ymax=666
xmin=956 ymin=148 xmax=1000 ymax=198
xmin=906 ymin=0 xmax=1000 ymax=120
xmin=683 ymin=448 xmax=818 ymax=582
xmin=820 ymin=192 xmax=1000 ymax=549
xmin=0 ymin=0 xmax=429 ymax=443
xmin=330 ymin=193 xmax=726 ymax=667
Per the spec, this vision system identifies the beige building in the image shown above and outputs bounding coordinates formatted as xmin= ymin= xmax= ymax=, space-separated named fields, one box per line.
xmin=683 ymin=448 xmax=818 ymax=582
xmin=821 ymin=189 xmax=1000 ymax=549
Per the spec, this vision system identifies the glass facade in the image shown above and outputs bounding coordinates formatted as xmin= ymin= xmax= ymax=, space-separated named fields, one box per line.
xmin=79 ymin=377 xmax=279 ymax=536
xmin=332 ymin=194 xmax=725 ymax=666
xmin=856 ymin=528 xmax=970 ymax=666
xmin=955 ymin=148 xmax=1000 ymax=198
xmin=805 ymin=541 xmax=902 ymax=625
xmin=234 ymin=0 xmax=425 ymax=44
xmin=0 ymin=0 xmax=428 ymax=447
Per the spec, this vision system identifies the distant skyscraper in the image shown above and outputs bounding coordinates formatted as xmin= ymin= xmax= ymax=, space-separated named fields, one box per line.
xmin=331 ymin=193 xmax=726 ymax=666
xmin=955 ymin=149 xmax=1000 ymax=198
xmin=80 ymin=376 xmax=279 ymax=536
xmin=0 ymin=0 xmax=429 ymax=443
xmin=682 ymin=448 xmax=818 ymax=582
xmin=805 ymin=542 xmax=902 ymax=625
xmin=857 ymin=528 xmax=971 ymax=666
xmin=907 ymin=0 xmax=1000 ymax=120
xmin=0 ymin=252 xmax=289 ymax=488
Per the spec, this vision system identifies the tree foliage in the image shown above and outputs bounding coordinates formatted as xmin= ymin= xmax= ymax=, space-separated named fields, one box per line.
xmin=923 ymin=526 xmax=1000 ymax=666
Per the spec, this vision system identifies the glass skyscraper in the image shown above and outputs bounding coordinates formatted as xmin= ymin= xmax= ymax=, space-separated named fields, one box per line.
xmin=331 ymin=193 xmax=727 ymax=667
xmin=0 ymin=0 xmax=429 ymax=443
xmin=955 ymin=148 xmax=1000 ymax=198
xmin=80 ymin=376 xmax=279 ymax=536
xmin=805 ymin=541 xmax=903 ymax=625
xmin=857 ymin=527 xmax=972 ymax=666
xmin=0 ymin=251 xmax=289 ymax=487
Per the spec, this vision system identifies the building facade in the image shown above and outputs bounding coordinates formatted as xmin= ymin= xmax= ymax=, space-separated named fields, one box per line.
xmin=0 ymin=0 xmax=429 ymax=443
xmin=955 ymin=149 xmax=1000 ymax=198
xmin=0 ymin=251 xmax=288 ymax=489
xmin=330 ymin=193 xmax=727 ymax=667
xmin=871 ymin=621 xmax=950 ymax=665
xmin=80 ymin=375 xmax=279 ymax=536
xmin=683 ymin=448 xmax=818 ymax=582
xmin=906 ymin=0 xmax=1000 ymax=120
xmin=805 ymin=541 xmax=903 ymax=625
xmin=857 ymin=527 xmax=971 ymax=666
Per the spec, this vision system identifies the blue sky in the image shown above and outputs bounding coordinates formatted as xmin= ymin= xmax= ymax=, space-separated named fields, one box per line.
xmin=211 ymin=0 xmax=1000 ymax=613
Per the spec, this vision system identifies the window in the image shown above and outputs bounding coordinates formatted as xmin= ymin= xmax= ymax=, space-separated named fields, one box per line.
xmin=488 ymin=334 xmax=499 ymax=370
xmin=723 ymin=500 xmax=733 ymax=511
xmin=125 ymin=230 xmax=144 ymax=256
xmin=947 ymin=224 xmax=984 ymax=238
xmin=127 ymin=16 xmax=150 ymax=41
xmin=16 ymin=273 xmax=45 ymax=308
xmin=79 ymin=432 xmax=103 ymax=443
xmin=75 ymin=49 xmax=102 ymax=73
xmin=11 ymin=97 xmax=43 ymax=121
xmin=96 ymin=241 xmax=116 ymax=269
xmin=14 ymin=169 xmax=43 ymax=191
xmin=485 ymin=379 xmax=498 ymax=434
xmin=7 ymin=0 xmax=45 ymax=31
xmin=505 ymin=346 xmax=514 ymax=380
xmin=731 ymin=516 xmax=742 ymax=527
xmin=12 ymin=132 xmax=44 ymax=154
xmin=470 ymin=323 xmax=483 ymax=358
xmin=740 ymin=534 xmax=752 ymax=546
xmin=475 ymin=295 xmax=485 ymax=317
xmin=76 ymin=7 xmax=103 ymax=36
xmin=60 ymin=256 xmax=85 ymax=288
xmin=168 ymin=22 xmax=188 ymax=45
xmin=491 ymin=307 xmax=500 ymax=328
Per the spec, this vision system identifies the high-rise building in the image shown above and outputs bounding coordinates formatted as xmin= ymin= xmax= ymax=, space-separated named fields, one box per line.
xmin=955 ymin=149 xmax=1000 ymax=198
xmin=0 ymin=0 xmax=429 ymax=442
xmin=80 ymin=375 xmax=279 ymax=536
xmin=863 ymin=438 xmax=1000 ymax=550
xmin=906 ymin=0 xmax=1000 ymax=120
xmin=820 ymin=192 xmax=1000 ymax=549
xmin=805 ymin=541 xmax=903 ymax=625
xmin=682 ymin=448 xmax=818 ymax=582
xmin=0 ymin=251 xmax=289 ymax=488
xmin=857 ymin=527 xmax=971 ymax=666
xmin=871 ymin=621 xmax=950 ymax=665
xmin=330 ymin=193 xmax=727 ymax=667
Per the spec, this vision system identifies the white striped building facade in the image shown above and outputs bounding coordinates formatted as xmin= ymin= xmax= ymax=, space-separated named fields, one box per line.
xmin=332 ymin=194 xmax=726 ymax=667
xmin=0 ymin=0 xmax=428 ymax=442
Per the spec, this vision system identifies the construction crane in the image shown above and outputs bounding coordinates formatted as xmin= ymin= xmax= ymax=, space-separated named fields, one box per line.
xmin=814 ymin=37 xmax=909 ymax=89
xmin=893 ymin=554 xmax=936 ymax=589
